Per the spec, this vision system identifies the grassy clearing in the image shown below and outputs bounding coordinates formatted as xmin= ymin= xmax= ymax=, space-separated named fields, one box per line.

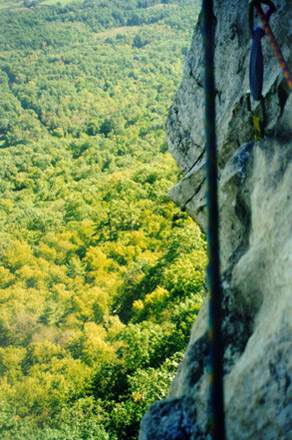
xmin=0 ymin=0 xmax=74 ymax=9
xmin=0 ymin=0 xmax=177 ymax=11
xmin=146 ymin=2 xmax=178 ymax=9
xmin=0 ymin=0 xmax=19 ymax=10
xmin=40 ymin=0 xmax=74 ymax=5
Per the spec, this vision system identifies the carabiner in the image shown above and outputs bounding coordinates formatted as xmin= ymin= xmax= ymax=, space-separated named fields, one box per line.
xmin=248 ymin=0 xmax=276 ymax=37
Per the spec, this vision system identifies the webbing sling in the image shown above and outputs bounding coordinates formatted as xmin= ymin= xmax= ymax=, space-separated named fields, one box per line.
xmin=249 ymin=0 xmax=292 ymax=95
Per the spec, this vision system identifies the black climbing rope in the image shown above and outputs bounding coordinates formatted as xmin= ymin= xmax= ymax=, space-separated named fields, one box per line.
xmin=202 ymin=1 xmax=225 ymax=439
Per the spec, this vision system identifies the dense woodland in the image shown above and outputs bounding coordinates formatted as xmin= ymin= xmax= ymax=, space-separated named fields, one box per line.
xmin=0 ymin=1 xmax=205 ymax=439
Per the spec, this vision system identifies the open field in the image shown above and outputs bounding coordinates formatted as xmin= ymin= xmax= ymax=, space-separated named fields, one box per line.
xmin=147 ymin=2 xmax=178 ymax=9
xmin=0 ymin=0 xmax=178 ymax=10
xmin=0 ymin=0 xmax=74 ymax=9
xmin=40 ymin=0 xmax=75 ymax=5
xmin=0 ymin=0 xmax=19 ymax=10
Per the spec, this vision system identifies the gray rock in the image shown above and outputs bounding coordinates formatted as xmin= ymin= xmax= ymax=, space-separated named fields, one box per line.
xmin=139 ymin=397 xmax=197 ymax=440
xmin=139 ymin=0 xmax=292 ymax=439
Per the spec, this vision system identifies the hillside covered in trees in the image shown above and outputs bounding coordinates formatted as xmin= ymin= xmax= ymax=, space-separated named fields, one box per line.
xmin=0 ymin=1 xmax=205 ymax=438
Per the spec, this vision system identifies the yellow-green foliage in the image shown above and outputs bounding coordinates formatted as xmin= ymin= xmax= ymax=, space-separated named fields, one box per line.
xmin=0 ymin=1 xmax=203 ymax=439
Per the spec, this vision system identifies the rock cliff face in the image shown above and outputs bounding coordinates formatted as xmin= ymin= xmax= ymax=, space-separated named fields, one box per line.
xmin=139 ymin=1 xmax=292 ymax=439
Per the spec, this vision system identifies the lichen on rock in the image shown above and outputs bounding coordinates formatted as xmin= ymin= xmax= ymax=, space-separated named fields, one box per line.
xmin=139 ymin=0 xmax=292 ymax=439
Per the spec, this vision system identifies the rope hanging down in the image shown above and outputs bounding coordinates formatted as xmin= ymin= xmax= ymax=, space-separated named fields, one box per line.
xmin=202 ymin=1 xmax=225 ymax=439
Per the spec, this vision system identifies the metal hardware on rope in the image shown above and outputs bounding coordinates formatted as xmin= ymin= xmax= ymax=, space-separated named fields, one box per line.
xmin=249 ymin=0 xmax=292 ymax=91
xmin=248 ymin=0 xmax=275 ymax=36
xmin=202 ymin=1 xmax=225 ymax=439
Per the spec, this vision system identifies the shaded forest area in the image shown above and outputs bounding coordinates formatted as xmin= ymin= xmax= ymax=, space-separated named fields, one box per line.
xmin=0 ymin=1 xmax=204 ymax=439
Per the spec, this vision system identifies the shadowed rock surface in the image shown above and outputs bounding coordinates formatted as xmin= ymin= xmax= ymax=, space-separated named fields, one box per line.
xmin=139 ymin=0 xmax=292 ymax=438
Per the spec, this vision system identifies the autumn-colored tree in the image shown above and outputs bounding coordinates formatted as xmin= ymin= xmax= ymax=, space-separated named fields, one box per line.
xmin=0 ymin=1 xmax=203 ymax=439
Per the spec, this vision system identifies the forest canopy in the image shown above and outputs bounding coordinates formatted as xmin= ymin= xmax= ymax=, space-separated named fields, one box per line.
xmin=0 ymin=1 xmax=204 ymax=439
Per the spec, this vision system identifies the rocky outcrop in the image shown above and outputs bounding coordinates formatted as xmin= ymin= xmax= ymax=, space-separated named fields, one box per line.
xmin=139 ymin=1 xmax=292 ymax=439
